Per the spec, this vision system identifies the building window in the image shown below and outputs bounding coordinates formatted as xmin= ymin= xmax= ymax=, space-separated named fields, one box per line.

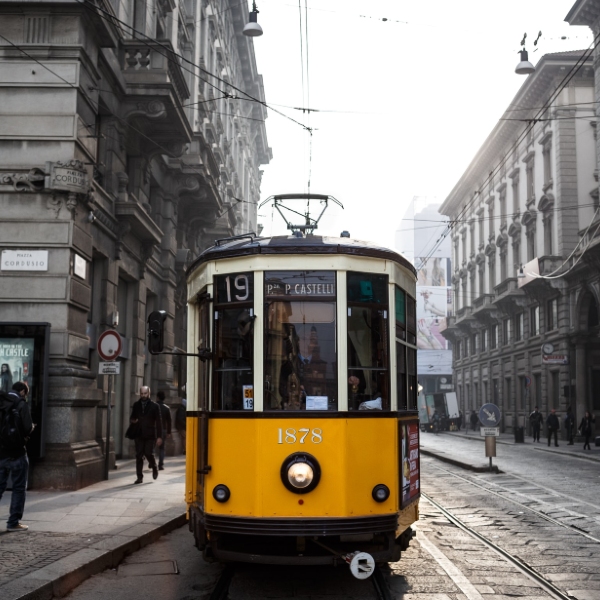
xmin=470 ymin=220 xmax=475 ymax=256
xmin=544 ymin=216 xmax=553 ymax=255
xmin=472 ymin=333 xmax=478 ymax=354
xmin=526 ymin=158 xmax=535 ymax=203
xmin=489 ymin=257 xmax=496 ymax=291
xmin=478 ymin=266 xmax=485 ymax=296
xmin=490 ymin=324 xmax=498 ymax=349
xmin=527 ymin=230 xmax=536 ymax=261
xmin=481 ymin=328 xmax=487 ymax=351
xmin=478 ymin=213 xmax=485 ymax=248
xmin=455 ymin=340 xmax=461 ymax=360
xmin=513 ymin=241 xmax=521 ymax=275
xmin=515 ymin=313 xmax=524 ymax=341
xmin=503 ymin=318 xmax=511 ymax=345
xmin=511 ymin=171 xmax=520 ymax=213
xmin=500 ymin=250 xmax=507 ymax=281
xmin=499 ymin=190 xmax=507 ymax=227
xmin=462 ymin=278 xmax=468 ymax=309
xmin=461 ymin=231 xmax=467 ymax=264
xmin=530 ymin=305 xmax=539 ymax=336
xmin=547 ymin=297 xmax=558 ymax=331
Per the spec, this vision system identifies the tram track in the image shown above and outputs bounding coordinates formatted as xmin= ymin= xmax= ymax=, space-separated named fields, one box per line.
xmin=422 ymin=493 xmax=573 ymax=600
xmin=206 ymin=561 xmax=392 ymax=600
xmin=427 ymin=462 xmax=600 ymax=544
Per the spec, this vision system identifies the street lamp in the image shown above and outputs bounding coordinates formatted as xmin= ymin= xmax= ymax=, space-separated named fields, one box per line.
xmin=515 ymin=49 xmax=535 ymax=75
xmin=243 ymin=2 xmax=263 ymax=37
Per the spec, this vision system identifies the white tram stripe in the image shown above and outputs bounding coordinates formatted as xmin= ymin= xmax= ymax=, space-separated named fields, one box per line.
xmin=416 ymin=527 xmax=485 ymax=600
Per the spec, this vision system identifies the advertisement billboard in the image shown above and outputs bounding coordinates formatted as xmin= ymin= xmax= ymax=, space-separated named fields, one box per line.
xmin=400 ymin=419 xmax=420 ymax=508
xmin=0 ymin=323 xmax=50 ymax=459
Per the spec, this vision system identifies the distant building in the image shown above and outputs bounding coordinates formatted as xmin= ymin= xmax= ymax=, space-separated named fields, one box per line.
xmin=397 ymin=198 xmax=454 ymax=399
xmin=0 ymin=0 xmax=270 ymax=488
xmin=440 ymin=51 xmax=599 ymax=434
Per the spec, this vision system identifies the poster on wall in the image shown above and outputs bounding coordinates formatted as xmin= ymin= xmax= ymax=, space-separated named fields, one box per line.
xmin=0 ymin=338 xmax=35 ymax=393
xmin=417 ymin=257 xmax=451 ymax=287
xmin=0 ymin=323 xmax=50 ymax=460
xmin=400 ymin=420 xmax=420 ymax=508
xmin=416 ymin=286 xmax=449 ymax=350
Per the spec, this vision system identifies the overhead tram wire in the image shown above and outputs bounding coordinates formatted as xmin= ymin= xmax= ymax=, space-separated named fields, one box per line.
xmin=76 ymin=0 xmax=312 ymax=133
xmin=304 ymin=0 xmax=313 ymax=195
xmin=416 ymin=34 xmax=600 ymax=271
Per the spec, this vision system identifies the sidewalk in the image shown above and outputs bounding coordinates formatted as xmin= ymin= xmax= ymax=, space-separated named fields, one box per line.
xmin=0 ymin=455 xmax=187 ymax=600
xmin=421 ymin=428 xmax=600 ymax=472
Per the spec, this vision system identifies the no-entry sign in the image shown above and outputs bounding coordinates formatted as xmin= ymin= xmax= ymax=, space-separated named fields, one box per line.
xmin=97 ymin=330 xmax=122 ymax=361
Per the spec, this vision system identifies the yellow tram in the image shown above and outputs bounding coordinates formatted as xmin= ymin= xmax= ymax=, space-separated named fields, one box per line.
xmin=179 ymin=214 xmax=420 ymax=572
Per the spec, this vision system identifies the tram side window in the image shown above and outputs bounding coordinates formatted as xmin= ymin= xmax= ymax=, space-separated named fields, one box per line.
xmin=264 ymin=271 xmax=337 ymax=411
xmin=347 ymin=272 xmax=390 ymax=411
xmin=395 ymin=287 xmax=406 ymax=341
xmin=406 ymin=295 xmax=416 ymax=345
xmin=407 ymin=347 xmax=417 ymax=410
xmin=397 ymin=342 xmax=407 ymax=410
xmin=213 ymin=273 xmax=254 ymax=411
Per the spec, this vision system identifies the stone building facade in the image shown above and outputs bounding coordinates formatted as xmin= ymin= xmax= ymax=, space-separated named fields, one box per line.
xmin=0 ymin=0 xmax=270 ymax=488
xmin=440 ymin=51 xmax=600 ymax=436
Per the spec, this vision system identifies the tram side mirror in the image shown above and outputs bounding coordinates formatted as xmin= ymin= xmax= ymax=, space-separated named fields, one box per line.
xmin=148 ymin=310 xmax=167 ymax=354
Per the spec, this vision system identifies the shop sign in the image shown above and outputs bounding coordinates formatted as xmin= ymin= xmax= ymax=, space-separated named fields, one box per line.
xmin=542 ymin=354 xmax=568 ymax=365
xmin=1 ymin=250 xmax=48 ymax=271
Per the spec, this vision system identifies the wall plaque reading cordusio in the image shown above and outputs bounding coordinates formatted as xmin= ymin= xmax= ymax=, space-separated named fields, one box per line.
xmin=46 ymin=160 xmax=90 ymax=194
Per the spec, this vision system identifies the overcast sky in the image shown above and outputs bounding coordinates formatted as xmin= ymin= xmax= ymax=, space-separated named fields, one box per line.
xmin=249 ymin=0 xmax=593 ymax=250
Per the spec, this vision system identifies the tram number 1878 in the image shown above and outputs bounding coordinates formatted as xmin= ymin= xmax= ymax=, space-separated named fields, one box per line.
xmin=277 ymin=428 xmax=323 ymax=444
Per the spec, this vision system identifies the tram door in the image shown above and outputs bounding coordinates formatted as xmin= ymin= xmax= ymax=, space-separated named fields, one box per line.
xmin=197 ymin=294 xmax=211 ymax=504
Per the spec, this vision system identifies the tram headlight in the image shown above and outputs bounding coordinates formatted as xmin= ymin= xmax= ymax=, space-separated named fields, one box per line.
xmin=280 ymin=453 xmax=321 ymax=494
xmin=372 ymin=484 xmax=390 ymax=503
xmin=212 ymin=484 xmax=231 ymax=503
xmin=288 ymin=462 xmax=314 ymax=488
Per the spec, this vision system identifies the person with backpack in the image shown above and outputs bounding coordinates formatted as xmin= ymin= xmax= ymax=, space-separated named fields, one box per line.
xmin=0 ymin=381 xmax=34 ymax=532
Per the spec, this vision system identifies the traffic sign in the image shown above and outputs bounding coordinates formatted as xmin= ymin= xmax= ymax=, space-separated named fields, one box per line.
xmin=97 ymin=330 xmax=122 ymax=361
xmin=99 ymin=361 xmax=120 ymax=375
xmin=479 ymin=403 xmax=501 ymax=427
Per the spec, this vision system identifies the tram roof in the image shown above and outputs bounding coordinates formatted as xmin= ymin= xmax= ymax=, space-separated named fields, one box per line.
xmin=187 ymin=234 xmax=417 ymax=277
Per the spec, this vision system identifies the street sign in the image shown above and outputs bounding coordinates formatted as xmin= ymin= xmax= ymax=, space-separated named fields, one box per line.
xmin=480 ymin=427 xmax=499 ymax=437
xmin=479 ymin=403 xmax=501 ymax=427
xmin=99 ymin=361 xmax=120 ymax=375
xmin=97 ymin=330 xmax=122 ymax=361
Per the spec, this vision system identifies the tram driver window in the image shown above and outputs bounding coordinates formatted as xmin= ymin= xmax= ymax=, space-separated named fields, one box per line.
xmin=264 ymin=271 xmax=337 ymax=411
xmin=213 ymin=273 xmax=254 ymax=411
xmin=347 ymin=273 xmax=390 ymax=411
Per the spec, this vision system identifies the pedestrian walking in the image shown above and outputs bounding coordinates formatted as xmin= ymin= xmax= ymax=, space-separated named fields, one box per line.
xmin=175 ymin=397 xmax=187 ymax=454
xmin=546 ymin=408 xmax=560 ymax=447
xmin=469 ymin=410 xmax=478 ymax=432
xmin=578 ymin=411 xmax=596 ymax=450
xmin=529 ymin=406 xmax=543 ymax=442
xmin=155 ymin=391 xmax=171 ymax=470
xmin=564 ymin=405 xmax=575 ymax=445
xmin=0 ymin=381 xmax=35 ymax=532
xmin=129 ymin=386 xmax=163 ymax=484
xmin=457 ymin=411 xmax=463 ymax=431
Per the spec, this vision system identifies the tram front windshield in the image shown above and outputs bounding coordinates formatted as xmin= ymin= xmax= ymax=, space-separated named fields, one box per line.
xmin=265 ymin=301 xmax=337 ymax=411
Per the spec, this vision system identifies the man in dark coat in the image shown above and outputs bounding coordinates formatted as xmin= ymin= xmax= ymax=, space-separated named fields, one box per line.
xmin=546 ymin=408 xmax=560 ymax=447
xmin=155 ymin=391 xmax=171 ymax=470
xmin=469 ymin=410 xmax=479 ymax=431
xmin=0 ymin=381 xmax=34 ymax=531
xmin=529 ymin=406 xmax=543 ymax=442
xmin=129 ymin=386 xmax=163 ymax=484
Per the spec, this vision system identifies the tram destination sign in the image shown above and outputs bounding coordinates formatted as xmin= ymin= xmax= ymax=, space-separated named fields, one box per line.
xmin=265 ymin=270 xmax=335 ymax=297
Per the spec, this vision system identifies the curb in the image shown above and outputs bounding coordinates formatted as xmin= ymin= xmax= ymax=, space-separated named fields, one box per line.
xmin=421 ymin=448 xmax=502 ymax=473
xmin=4 ymin=512 xmax=187 ymax=600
